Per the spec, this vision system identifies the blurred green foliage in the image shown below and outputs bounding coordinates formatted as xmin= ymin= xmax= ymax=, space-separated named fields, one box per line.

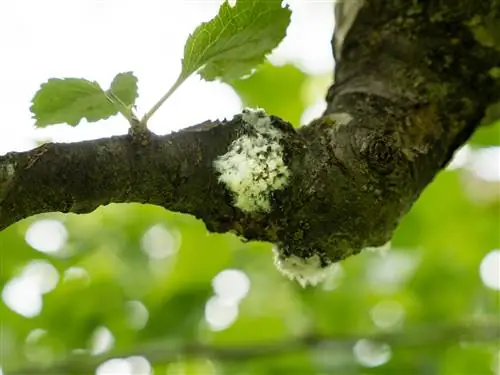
xmin=471 ymin=119 xmax=500 ymax=147
xmin=229 ymin=62 xmax=331 ymax=127
xmin=229 ymin=63 xmax=308 ymax=126
xmin=1 ymin=63 xmax=499 ymax=375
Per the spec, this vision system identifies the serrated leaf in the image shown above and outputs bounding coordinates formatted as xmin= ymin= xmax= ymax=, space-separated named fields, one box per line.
xmin=181 ymin=0 xmax=291 ymax=82
xmin=31 ymin=72 xmax=139 ymax=127
xmin=107 ymin=71 xmax=138 ymax=108
xmin=31 ymin=78 xmax=113 ymax=127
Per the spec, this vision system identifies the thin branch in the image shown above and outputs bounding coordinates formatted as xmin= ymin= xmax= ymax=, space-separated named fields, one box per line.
xmin=141 ymin=75 xmax=186 ymax=125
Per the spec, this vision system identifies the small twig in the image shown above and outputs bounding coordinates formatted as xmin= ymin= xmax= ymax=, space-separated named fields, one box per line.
xmin=128 ymin=114 xmax=152 ymax=145
xmin=105 ymin=92 xmax=137 ymax=124
xmin=141 ymin=75 xmax=186 ymax=126
xmin=104 ymin=92 xmax=147 ymax=137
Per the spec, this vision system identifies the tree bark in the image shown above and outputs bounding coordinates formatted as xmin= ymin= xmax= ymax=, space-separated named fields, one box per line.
xmin=1 ymin=0 xmax=499 ymax=267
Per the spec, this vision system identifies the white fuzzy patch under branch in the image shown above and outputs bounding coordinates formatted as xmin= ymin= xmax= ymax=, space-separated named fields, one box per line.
xmin=213 ymin=108 xmax=290 ymax=213
xmin=364 ymin=241 xmax=391 ymax=255
xmin=273 ymin=248 xmax=338 ymax=287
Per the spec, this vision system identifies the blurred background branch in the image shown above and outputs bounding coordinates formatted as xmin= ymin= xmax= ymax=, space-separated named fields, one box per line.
xmin=8 ymin=322 xmax=500 ymax=375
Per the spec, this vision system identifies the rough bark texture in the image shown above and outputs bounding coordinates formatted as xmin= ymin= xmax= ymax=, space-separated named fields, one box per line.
xmin=1 ymin=0 xmax=500 ymax=266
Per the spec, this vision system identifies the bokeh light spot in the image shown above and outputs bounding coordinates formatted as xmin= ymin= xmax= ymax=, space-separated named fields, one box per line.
xmin=370 ymin=300 xmax=405 ymax=330
xmin=480 ymin=249 xmax=500 ymax=290
xmin=96 ymin=358 xmax=132 ymax=375
xmin=141 ymin=224 xmax=180 ymax=260
xmin=204 ymin=295 xmax=238 ymax=331
xmin=63 ymin=266 xmax=91 ymax=286
xmin=127 ymin=356 xmax=152 ymax=375
xmin=353 ymin=339 xmax=392 ymax=368
xmin=90 ymin=326 xmax=115 ymax=356
xmin=25 ymin=219 xmax=68 ymax=254
xmin=125 ymin=300 xmax=149 ymax=330
xmin=2 ymin=260 xmax=59 ymax=318
xmin=212 ymin=269 xmax=251 ymax=304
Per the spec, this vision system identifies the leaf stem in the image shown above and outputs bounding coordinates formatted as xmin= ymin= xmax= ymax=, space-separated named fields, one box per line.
xmin=141 ymin=75 xmax=186 ymax=125
xmin=107 ymin=93 xmax=147 ymax=138
xmin=106 ymin=92 xmax=137 ymax=125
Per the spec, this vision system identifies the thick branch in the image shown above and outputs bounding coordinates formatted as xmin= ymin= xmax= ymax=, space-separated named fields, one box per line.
xmin=1 ymin=0 xmax=500 ymax=273
xmin=0 ymin=120 xmax=258 ymax=234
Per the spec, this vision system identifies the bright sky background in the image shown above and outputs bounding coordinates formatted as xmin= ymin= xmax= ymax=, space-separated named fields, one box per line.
xmin=0 ymin=0 xmax=335 ymax=154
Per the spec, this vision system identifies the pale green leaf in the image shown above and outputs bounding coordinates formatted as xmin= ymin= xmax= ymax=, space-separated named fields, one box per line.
xmin=181 ymin=0 xmax=291 ymax=81
xmin=31 ymin=72 xmax=139 ymax=127
xmin=229 ymin=62 xmax=309 ymax=126
xmin=107 ymin=71 xmax=139 ymax=109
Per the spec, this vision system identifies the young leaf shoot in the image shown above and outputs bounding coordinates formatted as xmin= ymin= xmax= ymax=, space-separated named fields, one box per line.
xmin=30 ymin=72 xmax=138 ymax=128
xmin=141 ymin=0 xmax=291 ymax=123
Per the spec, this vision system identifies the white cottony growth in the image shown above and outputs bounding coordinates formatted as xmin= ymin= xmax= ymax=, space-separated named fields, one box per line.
xmin=273 ymin=248 xmax=337 ymax=287
xmin=364 ymin=241 xmax=391 ymax=255
xmin=241 ymin=108 xmax=280 ymax=138
xmin=214 ymin=108 xmax=290 ymax=213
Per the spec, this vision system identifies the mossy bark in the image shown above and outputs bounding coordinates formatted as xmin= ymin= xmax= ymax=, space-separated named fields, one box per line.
xmin=1 ymin=0 xmax=499 ymax=264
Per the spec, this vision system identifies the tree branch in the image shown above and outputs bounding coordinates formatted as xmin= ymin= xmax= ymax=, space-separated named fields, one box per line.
xmin=1 ymin=0 xmax=500 ymax=276
xmin=6 ymin=322 xmax=500 ymax=375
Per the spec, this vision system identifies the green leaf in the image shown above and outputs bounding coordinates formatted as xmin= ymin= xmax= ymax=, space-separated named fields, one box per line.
xmin=31 ymin=72 xmax=139 ymax=127
xmin=107 ymin=71 xmax=139 ymax=109
xmin=142 ymin=0 xmax=290 ymax=123
xmin=229 ymin=63 xmax=309 ymax=127
xmin=181 ymin=0 xmax=291 ymax=81
xmin=470 ymin=119 xmax=500 ymax=147
xmin=31 ymin=78 xmax=111 ymax=127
